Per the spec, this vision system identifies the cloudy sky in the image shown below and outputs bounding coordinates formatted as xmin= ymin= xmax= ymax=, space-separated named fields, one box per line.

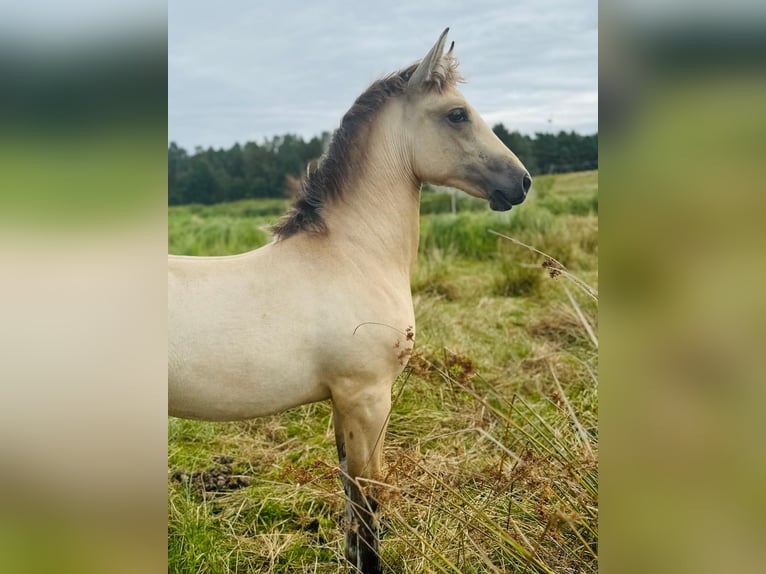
xmin=169 ymin=0 xmax=597 ymax=150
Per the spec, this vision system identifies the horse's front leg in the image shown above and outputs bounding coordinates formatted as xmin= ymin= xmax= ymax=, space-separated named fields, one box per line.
xmin=332 ymin=384 xmax=391 ymax=574
xmin=332 ymin=404 xmax=359 ymax=567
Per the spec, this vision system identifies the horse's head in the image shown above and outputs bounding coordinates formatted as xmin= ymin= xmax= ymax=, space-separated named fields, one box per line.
xmin=400 ymin=28 xmax=531 ymax=211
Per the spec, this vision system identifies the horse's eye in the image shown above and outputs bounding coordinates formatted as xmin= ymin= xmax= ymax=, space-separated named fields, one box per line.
xmin=447 ymin=108 xmax=469 ymax=124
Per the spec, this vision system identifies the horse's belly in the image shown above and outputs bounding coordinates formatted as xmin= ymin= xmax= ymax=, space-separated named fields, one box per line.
xmin=168 ymin=347 xmax=330 ymax=421
xmin=168 ymin=310 xmax=329 ymax=421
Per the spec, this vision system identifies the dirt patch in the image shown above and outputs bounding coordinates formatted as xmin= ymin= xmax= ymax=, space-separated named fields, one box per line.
xmin=406 ymin=347 xmax=476 ymax=386
xmin=171 ymin=456 xmax=252 ymax=494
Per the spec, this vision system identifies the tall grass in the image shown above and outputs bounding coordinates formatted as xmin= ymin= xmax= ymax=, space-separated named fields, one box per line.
xmin=168 ymin=170 xmax=598 ymax=573
xmin=168 ymin=213 xmax=273 ymax=256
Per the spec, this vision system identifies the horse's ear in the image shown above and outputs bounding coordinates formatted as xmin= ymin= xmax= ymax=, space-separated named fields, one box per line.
xmin=408 ymin=28 xmax=450 ymax=90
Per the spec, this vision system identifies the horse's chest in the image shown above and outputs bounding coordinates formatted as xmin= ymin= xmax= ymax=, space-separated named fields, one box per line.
xmin=315 ymin=288 xmax=415 ymax=384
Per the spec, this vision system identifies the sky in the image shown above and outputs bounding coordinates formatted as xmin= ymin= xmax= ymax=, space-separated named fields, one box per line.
xmin=169 ymin=0 xmax=597 ymax=151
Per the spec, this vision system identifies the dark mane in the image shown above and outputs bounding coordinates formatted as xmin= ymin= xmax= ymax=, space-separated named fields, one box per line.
xmin=271 ymin=58 xmax=459 ymax=240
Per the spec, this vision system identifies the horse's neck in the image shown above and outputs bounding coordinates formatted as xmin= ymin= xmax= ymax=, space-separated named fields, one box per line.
xmin=324 ymin=140 xmax=421 ymax=278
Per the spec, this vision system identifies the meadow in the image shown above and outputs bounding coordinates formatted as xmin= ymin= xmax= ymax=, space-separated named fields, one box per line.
xmin=168 ymin=170 xmax=598 ymax=573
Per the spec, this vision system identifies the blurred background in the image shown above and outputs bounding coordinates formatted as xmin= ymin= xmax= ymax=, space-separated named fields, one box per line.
xmin=0 ymin=2 xmax=167 ymax=574
xmin=1 ymin=0 xmax=765 ymax=572
xmin=601 ymin=1 xmax=766 ymax=573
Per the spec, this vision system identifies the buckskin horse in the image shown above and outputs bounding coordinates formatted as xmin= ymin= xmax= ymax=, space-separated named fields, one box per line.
xmin=168 ymin=28 xmax=530 ymax=574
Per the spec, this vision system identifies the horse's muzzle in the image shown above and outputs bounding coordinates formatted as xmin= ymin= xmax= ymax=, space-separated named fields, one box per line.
xmin=489 ymin=172 xmax=531 ymax=211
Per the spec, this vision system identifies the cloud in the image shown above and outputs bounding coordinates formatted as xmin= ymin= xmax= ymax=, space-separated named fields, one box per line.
xmin=169 ymin=0 xmax=597 ymax=149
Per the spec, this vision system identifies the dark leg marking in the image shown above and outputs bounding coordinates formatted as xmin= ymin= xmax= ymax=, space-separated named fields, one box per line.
xmin=334 ymin=408 xmax=359 ymax=567
xmin=350 ymin=483 xmax=381 ymax=574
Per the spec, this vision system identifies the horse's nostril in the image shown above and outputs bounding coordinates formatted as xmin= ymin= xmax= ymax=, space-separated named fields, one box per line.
xmin=522 ymin=173 xmax=532 ymax=195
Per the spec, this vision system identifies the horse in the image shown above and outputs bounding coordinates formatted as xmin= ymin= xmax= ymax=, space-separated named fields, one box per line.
xmin=168 ymin=28 xmax=531 ymax=574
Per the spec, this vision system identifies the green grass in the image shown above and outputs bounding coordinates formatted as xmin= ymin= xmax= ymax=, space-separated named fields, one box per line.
xmin=1 ymin=128 xmax=165 ymax=229
xmin=168 ymin=170 xmax=598 ymax=573
xmin=168 ymin=198 xmax=286 ymax=256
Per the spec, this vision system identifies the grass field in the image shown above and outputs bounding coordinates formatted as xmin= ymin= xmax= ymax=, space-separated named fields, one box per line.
xmin=168 ymin=171 xmax=598 ymax=573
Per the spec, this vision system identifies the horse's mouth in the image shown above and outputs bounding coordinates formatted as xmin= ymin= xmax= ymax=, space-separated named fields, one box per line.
xmin=489 ymin=189 xmax=524 ymax=212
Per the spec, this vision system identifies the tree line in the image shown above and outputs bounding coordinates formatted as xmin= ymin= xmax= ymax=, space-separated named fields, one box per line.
xmin=168 ymin=126 xmax=597 ymax=205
